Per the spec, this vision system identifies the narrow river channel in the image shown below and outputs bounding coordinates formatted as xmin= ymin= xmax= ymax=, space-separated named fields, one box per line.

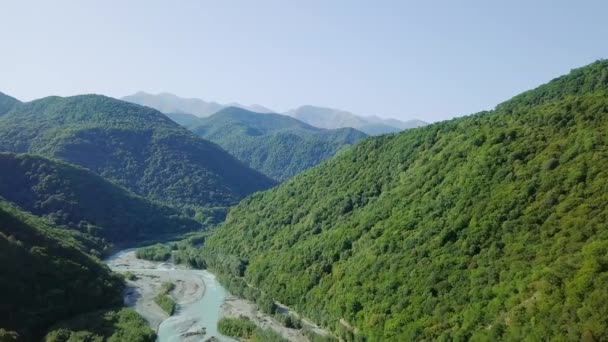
xmin=106 ymin=249 xmax=236 ymax=342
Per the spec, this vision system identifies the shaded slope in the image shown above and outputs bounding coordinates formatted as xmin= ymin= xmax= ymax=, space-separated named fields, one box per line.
xmin=172 ymin=107 xmax=367 ymax=181
xmin=0 ymin=200 xmax=123 ymax=340
xmin=205 ymin=60 xmax=608 ymax=340
xmin=0 ymin=95 xmax=275 ymax=208
xmin=0 ymin=153 xmax=201 ymax=245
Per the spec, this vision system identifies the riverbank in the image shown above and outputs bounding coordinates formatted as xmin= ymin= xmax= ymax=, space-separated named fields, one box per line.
xmin=106 ymin=250 xmax=207 ymax=333
xmin=107 ymin=249 xmax=330 ymax=342
xmin=220 ymin=295 xmax=310 ymax=342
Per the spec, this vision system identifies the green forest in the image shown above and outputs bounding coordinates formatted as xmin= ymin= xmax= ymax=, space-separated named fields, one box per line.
xmin=0 ymin=153 xmax=201 ymax=247
xmin=203 ymin=60 xmax=608 ymax=340
xmin=169 ymin=106 xmax=367 ymax=181
xmin=44 ymin=309 xmax=155 ymax=342
xmin=0 ymin=201 xmax=125 ymax=340
xmin=218 ymin=316 xmax=288 ymax=342
xmin=0 ymin=94 xmax=274 ymax=209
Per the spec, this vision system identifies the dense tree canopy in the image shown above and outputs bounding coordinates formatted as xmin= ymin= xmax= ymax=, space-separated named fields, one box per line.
xmin=0 ymin=95 xmax=274 ymax=208
xmin=204 ymin=60 xmax=608 ymax=340
xmin=0 ymin=153 xmax=201 ymax=247
xmin=0 ymin=92 xmax=20 ymax=116
xmin=44 ymin=308 xmax=155 ymax=342
xmin=169 ymin=107 xmax=367 ymax=181
xmin=0 ymin=200 xmax=124 ymax=340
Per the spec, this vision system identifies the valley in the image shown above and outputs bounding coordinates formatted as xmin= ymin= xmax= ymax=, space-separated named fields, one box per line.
xmin=0 ymin=6 xmax=607 ymax=340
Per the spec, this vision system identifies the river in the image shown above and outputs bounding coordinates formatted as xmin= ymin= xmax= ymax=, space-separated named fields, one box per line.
xmin=106 ymin=249 xmax=236 ymax=342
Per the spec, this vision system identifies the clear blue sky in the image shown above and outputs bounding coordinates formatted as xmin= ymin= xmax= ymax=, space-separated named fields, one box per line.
xmin=1 ymin=0 xmax=607 ymax=122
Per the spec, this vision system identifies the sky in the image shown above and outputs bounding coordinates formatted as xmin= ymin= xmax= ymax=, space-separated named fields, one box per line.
xmin=0 ymin=0 xmax=607 ymax=122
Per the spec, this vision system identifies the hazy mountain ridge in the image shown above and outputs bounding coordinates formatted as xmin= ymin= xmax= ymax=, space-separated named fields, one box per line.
xmin=287 ymin=105 xmax=427 ymax=135
xmin=122 ymin=91 xmax=275 ymax=117
xmin=122 ymin=92 xmax=426 ymax=135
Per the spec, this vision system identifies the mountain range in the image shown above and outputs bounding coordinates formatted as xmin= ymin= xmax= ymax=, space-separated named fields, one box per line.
xmin=122 ymin=92 xmax=426 ymax=135
xmin=0 ymin=93 xmax=274 ymax=210
xmin=167 ymin=107 xmax=368 ymax=181
xmin=287 ymin=105 xmax=428 ymax=135
xmin=122 ymin=91 xmax=274 ymax=117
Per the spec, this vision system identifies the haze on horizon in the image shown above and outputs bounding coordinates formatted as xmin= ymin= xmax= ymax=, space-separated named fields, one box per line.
xmin=1 ymin=0 xmax=607 ymax=122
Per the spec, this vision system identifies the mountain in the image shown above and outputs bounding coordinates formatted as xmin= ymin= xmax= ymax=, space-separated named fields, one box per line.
xmin=0 ymin=94 xmax=275 ymax=209
xmin=0 ymin=153 xmax=201 ymax=246
xmin=366 ymin=115 xmax=429 ymax=130
xmin=0 ymin=200 xmax=124 ymax=340
xmin=122 ymin=91 xmax=224 ymax=117
xmin=168 ymin=107 xmax=368 ymax=181
xmin=122 ymin=92 xmax=275 ymax=117
xmin=287 ymin=105 xmax=367 ymax=129
xmin=0 ymin=92 xmax=20 ymax=115
xmin=227 ymin=102 xmax=275 ymax=114
xmin=203 ymin=60 xmax=608 ymax=340
xmin=122 ymin=92 xmax=424 ymax=135
xmin=287 ymin=105 xmax=427 ymax=135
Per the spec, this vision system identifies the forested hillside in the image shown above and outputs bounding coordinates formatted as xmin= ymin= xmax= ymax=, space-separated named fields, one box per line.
xmin=0 ymin=92 xmax=20 ymax=115
xmin=0 ymin=94 xmax=274 ymax=209
xmin=0 ymin=200 xmax=124 ymax=340
xmin=0 ymin=153 xmax=201 ymax=247
xmin=171 ymin=107 xmax=367 ymax=180
xmin=204 ymin=60 xmax=608 ymax=340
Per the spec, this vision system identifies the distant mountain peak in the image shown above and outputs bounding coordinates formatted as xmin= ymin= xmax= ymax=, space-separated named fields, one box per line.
xmin=287 ymin=104 xmax=427 ymax=135
xmin=122 ymin=92 xmax=275 ymax=117
xmin=122 ymin=92 xmax=427 ymax=135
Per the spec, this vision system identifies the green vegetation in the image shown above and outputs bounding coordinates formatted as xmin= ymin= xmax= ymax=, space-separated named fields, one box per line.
xmin=218 ymin=316 xmax=257 ymax=339
xmin=202 ymin=60 xmax=608 ymax=340
xmin=44 ymin=308 xmax=155 ymax=342
xmin=0 ymin=92 xmax=20 ymax=116
xmin=135 ymin=234 xmax=206 ymax=264
xmin=276 ymin=314 xmax=302 ymax=329
xmin=0 ymin=200 xmax=123 ymax=340
xmin=0 ymin=94 xmax=274 ymax=209
xmin=154 ymin=282 xmax=176 ymax=315
xmin=0 ymin=153 xmax=201 ymax=247
xmin=123 ymin=272 xmax=138 ymax=281
xmin=169 ymin=107 xmax=367 ymax=181
xmin=154 ymin=294 xmax=176 ymax=316
xmin=0 ymin=329 xmax=19 ymax=341
xmin=217 ymin=317 xmax=287 ymax=342
xmin=302 ymin=328 xmax=337 ymax=342
xmin=135 ymin=243 xmax=172 ymax=261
